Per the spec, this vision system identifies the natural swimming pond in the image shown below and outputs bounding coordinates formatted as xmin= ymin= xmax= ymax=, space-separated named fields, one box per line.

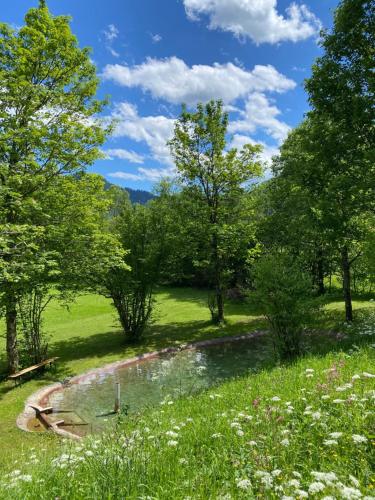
xmin=42 ymin=335 xmax=271 ymax=436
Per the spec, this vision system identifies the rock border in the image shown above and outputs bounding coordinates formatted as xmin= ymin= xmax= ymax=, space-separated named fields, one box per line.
xmin=17 ymin=331 xmax=266 ymax=440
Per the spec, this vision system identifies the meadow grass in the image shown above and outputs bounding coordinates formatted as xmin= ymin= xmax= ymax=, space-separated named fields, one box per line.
xmin=0 ymin=286 xmax=374 ymax=497
xmin=2 ymin=347 xmax=374 ymax=499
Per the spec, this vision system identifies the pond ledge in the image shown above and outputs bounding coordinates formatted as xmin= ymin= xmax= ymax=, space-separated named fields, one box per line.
xmin=17 ymin=330 xmax=266 ymax=440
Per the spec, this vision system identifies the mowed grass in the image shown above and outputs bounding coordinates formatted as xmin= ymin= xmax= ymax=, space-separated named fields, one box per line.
xmin=0 ymin=286 xmax=374 ymax=483
xmin=0 ymin=287 xmax=266 ymax=469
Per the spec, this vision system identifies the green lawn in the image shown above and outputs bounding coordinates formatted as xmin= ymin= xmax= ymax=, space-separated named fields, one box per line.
xmin=0 ymin=287 xmax=374 ymax=478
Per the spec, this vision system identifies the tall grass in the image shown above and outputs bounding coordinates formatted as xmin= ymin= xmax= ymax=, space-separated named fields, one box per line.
xmin=2 ymin=347 xmax=374 ymax=499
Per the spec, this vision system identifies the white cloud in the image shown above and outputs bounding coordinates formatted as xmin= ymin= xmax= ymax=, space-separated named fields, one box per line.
xmin=110 ymin=102 xmax=175 ymax=165
xmin=183 ymin=0 xmax=321 ymax=44
xmin=231 ymin=134 xmax=279 ymax=164
xmin=102 ymin=57 xmax=296 ymax=105
xmin=104 ymin=148 xmax=144 ymax=164
xmin=103 ymin=24 xmax=120 ymax=58
xmin=103 ymin=24 xmax=119 ymax=42
xmin=228 ymin=93 xmax=290 ymax=143
xmin=151 ymin=33 xmax=162 ymax=43
xmin=109 ymin=166 xmax=175 ymax=182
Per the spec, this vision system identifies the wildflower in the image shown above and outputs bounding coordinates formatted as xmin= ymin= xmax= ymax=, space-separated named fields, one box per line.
xmin=339 ymin=486 xmax=362 ymax=498
xmin=272 ymin=469 xmax=282 ymax=477
xmin=247 ymin=440 xmax=257 ymax=446
xmin=311 ymin=472 xmax=337 ymax=483
xmin=236 ymin=479 xmax=252 ymax=490
xmin=271 ymin=396 xmax=281 ymax=402
xmin=295 ymin=490 xmax=308 ymax=498
xmin=281 ymin=429 xmax=290 ymax=435
xmin=321 ymin=394 xmax=330 ymax=400
xmin=351 ymin=374 xmax=361 ymax=380
xmin=363 ymin=372 xmax=375 ymax=378
xmin=336 ymin=383 xmax=353 ymax=391
xmin=237 ymin=430 xmax=244 ymax=437
xmin=167 ymin=440 xmax=178 ymax=447
xmin=308 ymin=482 xmax=325 ymax=494
xmin=179 ymin=458 xmax=188 ymax=465
xmin=329 ymin=432 xmax=343 ymax=439
xmin=306 ymin=369 xmax=314 ymax=373
xmin=212 ymin=433 xmax=223 ymax=438
xmin=288 ymin=479 xmax=301 ymax=488
xmin=19 ymin=475 xmax=32 ymax=482
xmin=165 ymin=431 xmax=178 ymax=438
xmin=230 ymin=422 xmax=241 ymax=429
xmin=312 ymin=411 xmax=322 ymax=420
xmin=323 ymin=439 xmax=338 ymax=446
xmin=292 ymin=471 xmax=302 ymax=478
xmin=85 ymin=450 xmax=94 ymax=457
xmin=352 ymin=434 xmax=367 ymax=443
xmin=333 ymin=399 xmax=345 ymax=404
xmin=281 ymin=438 xmax=290 ymax=446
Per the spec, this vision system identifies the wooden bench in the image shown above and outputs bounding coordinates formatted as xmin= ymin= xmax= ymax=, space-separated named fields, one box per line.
xmin=8 ymin=357 xmax=59 ymax=385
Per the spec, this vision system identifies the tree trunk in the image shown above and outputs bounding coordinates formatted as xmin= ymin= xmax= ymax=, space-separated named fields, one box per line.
xmin=341 ymin=245 xmax=353 ymax=322
xmin=316 ymin=250 xmax=325 ymax=295
xmin=211 ymin=226 xmax=224 ymax=323
xmin=216 ymin=286 xmax=224 ymax=323
xmin=6 ymin=295 xmax=19 ymax=374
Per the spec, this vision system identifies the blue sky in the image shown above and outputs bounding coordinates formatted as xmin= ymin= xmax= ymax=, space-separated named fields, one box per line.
xmin=3 ymin=0 xmax=339 ymax=191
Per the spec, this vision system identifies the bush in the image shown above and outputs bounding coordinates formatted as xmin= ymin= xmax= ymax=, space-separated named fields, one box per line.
xmin=252 ymin=252 xmax=321 ymax=360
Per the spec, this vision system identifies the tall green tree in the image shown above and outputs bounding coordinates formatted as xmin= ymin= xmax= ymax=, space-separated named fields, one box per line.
xmin=169 ymin=101 xmax=262 ymax=323
xmin=0 ymin=2 xmax=107 ymax=372
xmin=304 ymin=0 xmax=375 ymax=321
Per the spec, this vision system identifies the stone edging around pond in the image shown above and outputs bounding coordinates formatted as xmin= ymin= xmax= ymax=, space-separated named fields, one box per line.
xmin=17 ymin=330 xmax=266 ymax=440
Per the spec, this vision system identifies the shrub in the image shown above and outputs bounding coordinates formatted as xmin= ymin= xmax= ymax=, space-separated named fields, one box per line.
xmin=252 ymin=252 xmax=321 ymax=359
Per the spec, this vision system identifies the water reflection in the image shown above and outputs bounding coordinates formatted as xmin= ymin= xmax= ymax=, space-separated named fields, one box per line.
xmin=47 ymin=336 xmax=270 ymax=433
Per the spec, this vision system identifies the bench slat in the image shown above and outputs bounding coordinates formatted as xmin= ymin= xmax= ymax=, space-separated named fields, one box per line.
xmin=8 ymin=357 xmax=59 ymax=380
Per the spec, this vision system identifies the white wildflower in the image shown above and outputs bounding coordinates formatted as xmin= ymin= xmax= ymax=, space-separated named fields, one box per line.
xmin=272 ymin=469 xmax=282 ymax=477
xmin=237 ymin=479 xmax=252 ymax=490
xmin=167 ymin=440 xmax=178 ymax=447
xmin=329 ymin=432 xmax=343 ymax=439
xmin=352 ymin=434 xmax=367 ymax=443
xmin=281 ymin=438 xmax=290 ymax=446
xmin=165 ymin=431 xmax=178 ymax=438
xmin=271 ymin=396 xmax=281 ymax=402
xmin=295 ymin=490 xmax=308 ymax=498
xmin=323 ymin=439 xmax=338 ymax=446
xmin=288 ymin=479 xmax=301 ymax=488
xmin=339 ymin=486 xmax=362 ymax=498
xmin=309 ymin=482 xmax=326 ymax=494
xmin=311 ymin=472 xmax=337 ymax=483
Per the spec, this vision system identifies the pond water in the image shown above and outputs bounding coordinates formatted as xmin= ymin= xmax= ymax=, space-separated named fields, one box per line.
xmin=45 ymin=335 xmax=271 ymax=435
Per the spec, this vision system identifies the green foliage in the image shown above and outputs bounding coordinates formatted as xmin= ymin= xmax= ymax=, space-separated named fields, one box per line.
xmin=252 ymin=252 xmax=321 ymax=359
xmin=0 ymin=2 xmax=110 ymax=371
xmin=169 ymin=100 xmax=262 ymax=322
xmin=104 ymin=200 xmax=165 ymax=342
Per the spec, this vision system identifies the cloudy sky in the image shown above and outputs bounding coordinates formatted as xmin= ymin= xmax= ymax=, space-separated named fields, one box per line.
xmin=4 ymin=0 xmax=339 ymax=191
